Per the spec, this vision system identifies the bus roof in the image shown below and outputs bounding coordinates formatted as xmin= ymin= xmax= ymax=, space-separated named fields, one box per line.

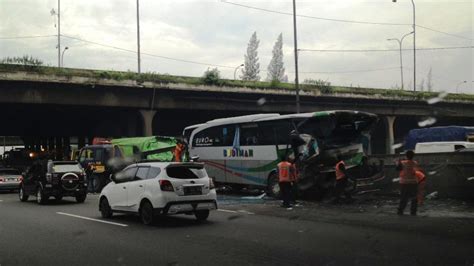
xmin=205 ymin=113 xmax=280 ymax=126
xmin=184 ymin=123 xmax=205 ymax=131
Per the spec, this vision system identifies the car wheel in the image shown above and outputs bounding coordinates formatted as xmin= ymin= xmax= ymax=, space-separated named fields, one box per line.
xmin=140 ymin=201 xmax=154 ymax=225
xmin=100 ymin=198 xmax=113 ymax=218
xmin=19 ymin=186 xmax=29 ymax=202
xmin=54 ymin=195 xmax=63 ymax=202
xmin=75 ymin=193 xmax=87 ymax=203
xmin=195 ymin=210 xmax=210 ymax=221
xmin=266 ymin=172 xmax=281 ymax=199
xmin=36 ymin=186 xmax=48 ymax=205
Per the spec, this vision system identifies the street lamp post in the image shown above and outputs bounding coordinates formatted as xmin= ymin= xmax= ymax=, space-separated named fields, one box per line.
xmin=234 ymin=64 xmax=244 ymax=80
xmin=393 ymin=0 xmax=416 ymax=92
xmin=456 ymin=81 xmax=467 ymax=93
xmin=136 ymin=0 xmax=141 ymax=74
xmin=292 ymin=0 xmax=300 ymax=113
xmin=387 ymin=31 xmax=413 ymax=90
xmin=61 ymin=46 xmax=69 ymax=67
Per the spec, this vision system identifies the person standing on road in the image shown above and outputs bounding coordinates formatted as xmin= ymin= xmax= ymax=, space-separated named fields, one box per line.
xmin=174 ymin=140 xmax=185 ymax=162
xmin=333 ymin=157 xmax=353 ymax=204
xmin=396 ymin=150 xmax=420 ymax=215
xmin=289 ymin=157 xmax=299 ymax=206
xmin=277 ymin=156 xmax=294 ymax=208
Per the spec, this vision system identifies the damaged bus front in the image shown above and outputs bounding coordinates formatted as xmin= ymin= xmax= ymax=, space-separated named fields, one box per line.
xmin=292 ymin=111 xmax=381 ymax=198
xmin=188 ymin=110 xmax=381 ymax=198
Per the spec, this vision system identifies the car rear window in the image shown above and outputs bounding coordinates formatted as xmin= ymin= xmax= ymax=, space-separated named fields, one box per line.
xmin=52 ymin=164 xmax=82 ymax=173
xmin=0 ymin=169 xmax=20 ymax=175
xmin=166 ymin=166 xmax=206 ymax=179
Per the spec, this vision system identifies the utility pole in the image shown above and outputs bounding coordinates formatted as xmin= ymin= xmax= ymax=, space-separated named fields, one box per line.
xmin=411 ymin=0 xmax=416 ymax=92
xmin=136 ymin=0 xmax=141 ymax=74
xmin=387 ymin=31 xmax=413 ymax=90
xmin=292 ymin=0 xmax=300 ymax=113
xmin=57 ymin=0 xmax=61 ymax=68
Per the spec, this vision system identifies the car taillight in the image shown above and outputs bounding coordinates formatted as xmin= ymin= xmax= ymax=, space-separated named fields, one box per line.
xmin=159 ymin=179 xmax=174 ymax=191
xmin=209 ymin=178 xmax=215 ymax=189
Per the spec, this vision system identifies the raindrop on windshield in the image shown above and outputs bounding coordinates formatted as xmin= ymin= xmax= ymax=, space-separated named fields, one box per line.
xmin=257 ymin=97 xmax=266 ymax=106
xmin=426 ymin=91 xmax=448 ymax=105
xmin=418 ymin=117 xmax=437 ymax=127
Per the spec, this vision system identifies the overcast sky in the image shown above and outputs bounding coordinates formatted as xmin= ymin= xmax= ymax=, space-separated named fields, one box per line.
xmin=1 ymin=0 xmax=472 ymax=93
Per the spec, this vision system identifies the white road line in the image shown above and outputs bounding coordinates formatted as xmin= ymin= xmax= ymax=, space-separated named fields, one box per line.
xmin=237 ymin=210 xmax=255 ymax=215
xmin=56 ymin=212 xmax=128 ymax=227
xmin=217 ymin=209 xmax=238 ymax=213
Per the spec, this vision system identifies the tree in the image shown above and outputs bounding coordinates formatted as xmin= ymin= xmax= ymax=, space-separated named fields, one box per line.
xmin=267 ymin=33 xmax=285 ymax=82
xmin=241 ymin=32 xmax=260 ymax=81
xmin=202 ymin=68 xmax=221 ymax=85
xmin=426 ymin=67 xmax=433 ymax=92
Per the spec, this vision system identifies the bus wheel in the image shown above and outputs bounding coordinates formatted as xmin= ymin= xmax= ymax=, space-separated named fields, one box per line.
xmin=266 ymin=172 xmax=281 ymax=199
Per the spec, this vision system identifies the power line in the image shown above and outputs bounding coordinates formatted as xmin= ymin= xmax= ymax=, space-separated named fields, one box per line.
xmin=298 ymin=67 xmax=400 ymax=74
xmin=221 ymin=1 xmax=473 ymax=41
xmin=61 ymin=34 xmax=235 ymax=69
xmin=416 ymin=25 xmax=473 ymax=41
xmin=299 ymin=46 xmax=473 ymax=53
xmin=0 ymin=35 xmax=57 ymax=40
xmin=220 ymin=0 xmax=408 ymax=26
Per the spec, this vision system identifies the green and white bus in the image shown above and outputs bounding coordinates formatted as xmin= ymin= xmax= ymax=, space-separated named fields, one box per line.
xmin=187 ymin=110 xmax=377 ymax=196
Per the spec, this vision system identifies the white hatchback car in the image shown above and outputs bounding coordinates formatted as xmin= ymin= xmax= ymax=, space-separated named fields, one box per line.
xmin=99 ymin=161 xmax=217 ymax=225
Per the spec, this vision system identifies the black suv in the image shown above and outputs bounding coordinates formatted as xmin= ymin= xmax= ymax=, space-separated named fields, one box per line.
xmin=19 ymin=160 xmax=87 ymax=204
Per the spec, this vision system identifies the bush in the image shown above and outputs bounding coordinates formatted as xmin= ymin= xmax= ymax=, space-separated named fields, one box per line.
xmin=303 ymin=78 xmax=332 ymax=93
xmin=202 ymin=68 xmax=220 ymax=85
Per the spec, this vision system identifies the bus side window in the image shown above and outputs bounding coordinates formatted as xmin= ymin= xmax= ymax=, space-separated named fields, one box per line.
xmin=259 ymin=120 xmax=292 ymax=145
xmin=193 ymin=126 xmax=223 ymax=147
xmin=240 ymin=124 xmax=259 ymax=146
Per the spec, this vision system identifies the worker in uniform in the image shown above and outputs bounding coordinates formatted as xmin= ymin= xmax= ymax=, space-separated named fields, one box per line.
xmin=334 ymin=157 xmax=353 ymax=204
xmin=174 ymin=140 xmax=185 ymax=162
xmin=396 ymin=150 xmax=420 ymax=215
xmin=277 ymin=156 xmax=294 ymax=208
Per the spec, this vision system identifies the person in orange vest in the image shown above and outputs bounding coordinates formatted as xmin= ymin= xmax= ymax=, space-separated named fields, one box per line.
xmin=334 ymin=156 xmax=353 ymax=204
xmin=396 ymin=150 xmax=420 ymax=215
xmin=415 ymin=170 xmax=426 ymax=206
xmin=174 ymin=140 xmax=185 ymax=162
xmin=277 ymin=156 xmax=294 ymax=208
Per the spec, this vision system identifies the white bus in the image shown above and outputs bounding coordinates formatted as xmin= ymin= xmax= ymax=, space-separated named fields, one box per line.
xmin=187 ymin=110 xmax=377 ymax=196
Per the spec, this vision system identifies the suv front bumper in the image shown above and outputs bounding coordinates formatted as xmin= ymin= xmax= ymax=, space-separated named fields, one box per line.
xmin=155 ymin=200 xmax=218 ymax=215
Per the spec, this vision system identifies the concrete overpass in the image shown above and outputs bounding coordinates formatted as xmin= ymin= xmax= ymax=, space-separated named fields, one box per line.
xmin=1 ymin=68 xmax=474 ymax=154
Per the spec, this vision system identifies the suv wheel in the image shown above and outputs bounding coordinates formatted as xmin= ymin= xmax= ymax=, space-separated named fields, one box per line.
xmin=266 ymin=172 xmax=281 ymax=199
xmin=140 ymin=201 xmax=154 ymax=225
xmin=19 ymin=186 xmax=29 ymax=202
xmin=195 ymin=210 xmax=210 ymax=221
xmin=75 ymin=193 xmax=87 ymax=203
xmin=100 ymin=198 xmax=113 ymax=218
xmin=36 ymin=186 xmax=48 ymax=205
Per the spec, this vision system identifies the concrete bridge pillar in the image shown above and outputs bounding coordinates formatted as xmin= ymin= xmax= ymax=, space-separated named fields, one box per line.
xmin=139 ymin=110 xmax=157 ymax=137
xmin=385 ymin=116 xmax=396 ymax=154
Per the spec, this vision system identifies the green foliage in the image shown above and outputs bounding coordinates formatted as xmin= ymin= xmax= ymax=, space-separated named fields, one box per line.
xmin=270 ymin=79 xmax=280 ymax=88
xmin=0 ymin=63 xmax=473 ymax=102
xmin=202 ymin=68 xmax=221 ymax=85
xmin=303 ymin=78 xmax=332 ymax=93
xmin=0 ymin=55 xmax=43 ymax=66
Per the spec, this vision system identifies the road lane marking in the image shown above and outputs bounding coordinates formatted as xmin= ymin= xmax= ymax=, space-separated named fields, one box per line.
xmin=217 ymin=209 xmax=238 ymax=213
xmin=56 ymin=212 xmax=128 ymax=227
xmin=217 ymin=209 xmax=254 ymax=215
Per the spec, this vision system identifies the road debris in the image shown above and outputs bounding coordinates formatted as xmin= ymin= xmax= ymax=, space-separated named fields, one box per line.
xmin=426 ymin=191 xmax=439 ymax=200
xmin=418 ymin=117 xmax=437 ymax=127
xmin=427 ymin=91 xmax=448 ymax=105
xmin=392 ymin=143 xmax=404 ymax=150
